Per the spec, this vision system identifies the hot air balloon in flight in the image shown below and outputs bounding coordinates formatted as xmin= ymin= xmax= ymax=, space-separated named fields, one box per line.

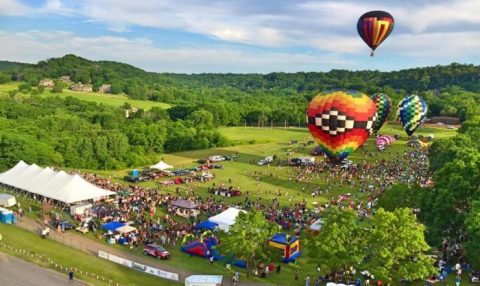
xmin=357 ymin=10 xmax=394 ymax=56
xmin=307 ymin=89 xmax=377 ymax=162
xmin=370 ymin=93 xmax=392 ymax=134
xmin=397 ymin=94 xmax=428 ymax=136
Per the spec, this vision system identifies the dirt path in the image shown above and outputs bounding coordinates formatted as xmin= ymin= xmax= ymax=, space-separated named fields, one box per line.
xmin=16 ymin=217 xmax=269 ymax=286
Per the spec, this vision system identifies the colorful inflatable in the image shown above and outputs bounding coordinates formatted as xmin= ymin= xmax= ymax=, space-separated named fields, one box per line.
xmin=268 ymin=233 xmax=301 ymax=263
xmin=307 ymin=89 xmax=377 ymax=162
xmin=376 ymin=135 xmax=395 ymax=150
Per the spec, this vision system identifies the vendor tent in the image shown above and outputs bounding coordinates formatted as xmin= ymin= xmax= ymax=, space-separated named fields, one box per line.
xmin=0 ymin=194 xmax=16 ymax=207
xmin=195 ymin=220 xmax=218 ymax=231
xmin=171 ymin=199 xmax=198 ymax=209
xmin=208 ymin=207 xmax=246 ymax=232
xmin=0 ymin=161 xmax=115 ymax=204
xmin=102 ymin=221 xmax=125 ymax=232
xmin=185 ymin=275 xmax=223 ymax=286
xmin=115 ymin=225 xmax=137 ymax=234
xmin=150 ymin=160 xmax=173 ymax=170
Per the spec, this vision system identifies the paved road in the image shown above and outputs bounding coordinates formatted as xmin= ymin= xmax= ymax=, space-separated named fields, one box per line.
xmin=0 ymin=252 xmax=87 ymax=286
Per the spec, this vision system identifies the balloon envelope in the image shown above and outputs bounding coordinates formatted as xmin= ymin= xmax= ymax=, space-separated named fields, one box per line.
xmin=307 ymin=89 xmax=377 ymax=161
xmin=357 ymin=10 xmax=394 ymax=55
xmin=397 ymin=95 xmax=428 ymax=136
xmin=370 ymin=93 xmax=392 ymax=133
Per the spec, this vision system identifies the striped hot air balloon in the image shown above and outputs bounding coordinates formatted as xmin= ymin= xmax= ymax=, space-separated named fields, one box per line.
xmin=370 ymin=93 xmax=392 ymax=134
xmin=357 ymin=11 xmax=395 ymax=56
xmin=376 ymin=135 xmax=395 ymax=150
xmin=307 ymin=89 xmax=377 ymax=162
xmin=397 ymin=95 xmax=428 ymax=136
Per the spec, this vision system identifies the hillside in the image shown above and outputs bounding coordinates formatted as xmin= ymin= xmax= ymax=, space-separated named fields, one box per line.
xmin=0 ymin=60 xmax=30 ymax=71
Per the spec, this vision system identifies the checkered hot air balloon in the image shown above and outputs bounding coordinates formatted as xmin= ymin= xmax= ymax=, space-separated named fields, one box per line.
xmin=307 ymin=89 xmax=377 ymax=162
xmin=370 ymin=93 xmax=392 ymax=134
xmin=397 ymin=95 xmax=428 ymax=136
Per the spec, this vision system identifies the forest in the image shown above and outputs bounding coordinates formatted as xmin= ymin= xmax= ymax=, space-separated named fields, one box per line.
xmin=1 ymin=54 xmax=479 ymax=125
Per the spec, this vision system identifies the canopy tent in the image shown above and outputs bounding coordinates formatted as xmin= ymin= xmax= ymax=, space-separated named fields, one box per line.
xmin=195 ymin=220 xmax=218 ymax=231
xmin=102 ymin=221 xmax=125 ymax=232
xmin=309 ymin=218 xmax=324 ymax=231
xmin=0 ymin=161 xmax=115 ymax=204
xmin=149 ymin=160 xmax=173 ymax=171
xmin=208 ymin=207 xmax=246 ymax=232
xmin=171 ymin=199 xmax=198 ymax=209
xmin=115 ymin=225 xmax=137 ymax=234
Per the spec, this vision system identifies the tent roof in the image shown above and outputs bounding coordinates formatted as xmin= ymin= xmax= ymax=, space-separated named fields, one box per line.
xmin=0 ymin=161 xmax=115 ymax=204
xmin=149 ymin=160 xmax=173 ymax=170
xmin=102 ymin=221 xmax=125 ymax=231
xmin=208 ymin=207 xmax=246 ymax=231
xmin=195 ymin=220 xmax=218 ymax=230
xmin=171 ymin=199 xmax=198 ymax=209
xmin=115 ymin=225 xmax=137 ymax=233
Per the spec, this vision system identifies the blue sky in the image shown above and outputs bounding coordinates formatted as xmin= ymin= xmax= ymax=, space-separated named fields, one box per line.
xmin=0 ymin=0 xmax=479 ymax=73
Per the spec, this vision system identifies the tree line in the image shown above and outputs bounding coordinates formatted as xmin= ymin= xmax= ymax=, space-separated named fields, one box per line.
xmin=0 ymin=54 xmax=479 ymax=125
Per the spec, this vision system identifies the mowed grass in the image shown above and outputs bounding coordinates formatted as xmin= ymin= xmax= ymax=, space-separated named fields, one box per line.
xmin=0 ymin=223 xmax=180 ymax=286
xmin=0 ymin=82 xmax=171 ymax=110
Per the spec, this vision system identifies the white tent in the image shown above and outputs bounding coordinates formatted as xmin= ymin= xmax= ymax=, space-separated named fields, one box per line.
xmin=208 ymin=207 xmax=246 ymax=232
xmin=150 ymin=160 xmax=173 ymax=170
xmin=0 ymin=161 xmax=115 ymax=204
xmin=309 ymin=218 xmax=324 ymax=231
xmin=115 ymin=225 xmax=137 ymax=234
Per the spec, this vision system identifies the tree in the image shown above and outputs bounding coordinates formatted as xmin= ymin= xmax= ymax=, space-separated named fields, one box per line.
xmin=465 ymin=200 xmax=480 ymax=268
xmin=219 ymin=209 xmax=278 ymax=277
xmin=365 ymin=208 xmax=435 ymax=282
xmin=307 ymin=208 xmax=366 ymax=273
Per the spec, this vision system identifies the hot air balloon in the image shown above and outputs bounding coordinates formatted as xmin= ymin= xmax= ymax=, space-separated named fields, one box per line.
xmin=307 ymin=89 xmax=377 ymax=162
xmin=370 ymin=93 xmax=392 ymax=134
xmin=397 ymin=95 xmax=428 ymax=136
xmin=357 ymin=10 xmax=394 ymax=56
xmin=376 ymin=135 xmax=395 ymax=150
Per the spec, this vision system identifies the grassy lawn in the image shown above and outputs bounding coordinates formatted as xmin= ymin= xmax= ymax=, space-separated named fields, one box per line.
xmin=0 ymin=82 xmax=171 ymax=110
xmin=0 ymin=124 xmax=459 ymax=285
xmin=0 ymin=223 xmax=180 ymax=286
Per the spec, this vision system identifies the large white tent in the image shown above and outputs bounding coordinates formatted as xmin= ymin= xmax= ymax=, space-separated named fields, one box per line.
xmin=150 ymin=160 xmax=173 ymax=171
xmin=208 ymin=207 xmax=246 ymax=232
xmin=0 ymin=161 xmax=115 ymax=204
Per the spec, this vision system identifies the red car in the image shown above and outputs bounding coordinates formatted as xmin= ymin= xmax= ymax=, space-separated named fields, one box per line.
xmin=143 ymin=244 xmax=170 ymax=259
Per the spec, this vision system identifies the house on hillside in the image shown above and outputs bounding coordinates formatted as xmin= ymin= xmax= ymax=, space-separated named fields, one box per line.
xmin=39 ymin=79 xmax=55 ymax=87
xmin=58 ymin=75 xmax=71 ymax=82
xmin=98 ymin=84 xmax=111 ymax=93
xmin=70 ymin=83 xmax=93 ymax=92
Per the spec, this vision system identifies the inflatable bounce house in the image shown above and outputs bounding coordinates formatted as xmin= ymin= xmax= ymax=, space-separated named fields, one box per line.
xmin=269 ymin=233 xmax=301 ymax=263
xmin=181 ymin=232 xmax=246 ymax=268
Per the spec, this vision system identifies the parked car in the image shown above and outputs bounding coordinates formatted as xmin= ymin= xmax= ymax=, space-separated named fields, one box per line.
xmin=197 ymin=159 xmax=208 ymax=164
xmin=257 ymin=156 xmax=274 ymax=166
xmin=208 ymin=155 xmax=226 ymax=162
xmin=52 ymin=220 xmax=75 ymax=231
xmin=173 ymin=169 xmax=189 ymax=176
xmin=289 ymin=157 xmax=315 ymax=166
xmin=223 ymin=154 xmax=237 ymax=160
xmin=143 ymin=244 xmax=170 ymax=259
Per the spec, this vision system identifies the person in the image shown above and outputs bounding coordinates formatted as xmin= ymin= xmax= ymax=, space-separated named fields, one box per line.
xmin=317 ymin=265 xmax=321 ymax=277
xmin=276 ymin=264 xmax=281 ymax=274
xmin=232 ymin=275 xmax=237 ymax=286
xmin=225 ymin=264 xmax=231 ymax=271
xmin=0 ymin=233 xmax=2 ymax=241
xmin=455 ymin=275 xmax=461 ymax=286
xmin=209 ymin=255 xmax=214 ymax=264
xmin=235 ymin=271 xmax=239 ymax=283
xmin=69 ymin=269 xmax=74 ymax=283
xmin=305 ymin=276 xmax=311 ymax=286
xmin=294 ymin=270 xmax=299 ymax=281
xmin=314 ymin=278 xmax=321 ymax=286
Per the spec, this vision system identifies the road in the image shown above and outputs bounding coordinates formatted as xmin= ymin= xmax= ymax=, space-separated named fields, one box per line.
xmin=0 ymin=252 xmax=87 ymax=286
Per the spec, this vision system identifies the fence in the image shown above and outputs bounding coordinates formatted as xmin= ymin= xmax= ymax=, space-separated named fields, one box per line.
xmin=0 ymin=241 xmax=122 ymax=286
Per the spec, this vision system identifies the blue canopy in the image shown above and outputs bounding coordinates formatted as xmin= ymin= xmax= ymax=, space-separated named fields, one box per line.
xmin=195 ymin=220 xmax=218 ymax=230
xmin=102 ymin=221 xmax=125 ymax=231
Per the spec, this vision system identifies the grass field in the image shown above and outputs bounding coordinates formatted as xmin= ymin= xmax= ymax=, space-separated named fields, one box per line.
xmin=0 ymin=223 xmax=179 ymax=286
xmin=0 ymin=82 xmax=171 ymax=110
xmin=0 ymin=112 xmax=460 ymax=284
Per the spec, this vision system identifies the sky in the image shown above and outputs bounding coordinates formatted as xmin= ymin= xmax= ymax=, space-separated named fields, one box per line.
xmin=0 ymin=0 xmax=479 ymax=73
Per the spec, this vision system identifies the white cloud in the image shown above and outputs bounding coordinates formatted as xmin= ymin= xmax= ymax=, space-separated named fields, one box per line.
xmin=0 ymin=0 xmax=33 ymax=15
xmin=0 ymin=30 xmax=355 ymax=73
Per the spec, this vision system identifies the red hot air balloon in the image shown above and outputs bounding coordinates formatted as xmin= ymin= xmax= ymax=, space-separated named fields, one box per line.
xmin=357 ymin=10 xmax=394 ymax=56
xmin=306 ymin=89 xmax=377 ymax=162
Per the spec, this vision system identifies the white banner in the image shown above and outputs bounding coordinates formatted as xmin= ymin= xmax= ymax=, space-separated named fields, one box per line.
xmin=98 ymin=250 xmax=179 ymax=281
